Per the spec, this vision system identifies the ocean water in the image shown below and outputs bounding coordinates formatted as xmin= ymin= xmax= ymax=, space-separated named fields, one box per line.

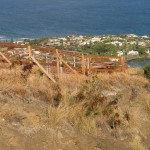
xmin=0 ymin=0 xmax=150 ymax=40
xmin=127 ymin=58 xmax=150 ymax=68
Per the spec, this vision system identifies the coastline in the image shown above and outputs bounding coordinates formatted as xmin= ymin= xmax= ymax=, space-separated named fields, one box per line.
xmin=0 ymin=33 xmax=150 ymax=43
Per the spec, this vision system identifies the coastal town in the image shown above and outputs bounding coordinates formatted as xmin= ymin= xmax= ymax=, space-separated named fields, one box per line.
xmin=1 ymin=34 xmax=150 ymax=59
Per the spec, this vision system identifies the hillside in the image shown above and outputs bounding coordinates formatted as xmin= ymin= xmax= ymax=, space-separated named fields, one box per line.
xmin=0 ymin=67 xmax=150 ymax=150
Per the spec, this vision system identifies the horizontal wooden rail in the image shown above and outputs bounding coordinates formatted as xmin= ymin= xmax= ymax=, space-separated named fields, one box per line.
xmin=0 ymin=42 xmax=27 ymax=48
xmin=85 ymin=55 xmax=121 ymax=59
xmin=59 ymin=50 xmax=82 ymax=58
xmin=0 ymin=42 xmax=83 ymax=57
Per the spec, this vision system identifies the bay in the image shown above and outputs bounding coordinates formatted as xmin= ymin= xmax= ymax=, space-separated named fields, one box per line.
xmin=0 ymin=0 xmax=150 ymax=39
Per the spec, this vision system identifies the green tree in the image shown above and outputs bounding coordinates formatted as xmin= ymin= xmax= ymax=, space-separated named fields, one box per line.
xmin=91 ymin=42 xmax=117 ymax=55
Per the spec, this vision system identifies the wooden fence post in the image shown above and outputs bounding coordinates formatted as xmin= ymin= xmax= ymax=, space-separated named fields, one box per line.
xmin=120 ymin=56 xmax=126 ymax=72
xmin=82 ymin=54 xmax=86 ymax=75
xmin=56 ymin=49 xmax=60 ymax=77
xmin=46 ymin=55 xmax=49 ymax=73
xmin=87 ymin=57 xmax=90 ymax=76
xmin=73 ymin=56 xmax=76 ymax=67
xmin=59 ymin=55 xmax=63 ymax=76
xmin=28 ymin=45 xmax=32 ymax=57
xmin=122 ymin=56 xmax=128 ymax=73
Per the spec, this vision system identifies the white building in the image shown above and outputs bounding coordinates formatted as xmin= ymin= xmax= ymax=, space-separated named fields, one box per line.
xmin=138 ymin=41 xmax=146 ymax=46
xmin=127 ymin=50 xmax=139 ymax=55
xmin=127 ymin=34 xmax=138 ymax=38
xmin=117 ymin=51 xmax=124 ymax=56
xmin=142 ymin=35 xmax=149 ymax=38
xmin=90 ymin=37 xmax=101 ymax=43
xmin=111 ymin=41 xmax=123 ymax=46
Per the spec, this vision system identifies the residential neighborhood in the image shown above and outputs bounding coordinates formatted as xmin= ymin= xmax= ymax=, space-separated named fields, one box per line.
xmin=25 ymin=34 xmax=150 ymax=57
xmin=1 ymin=34 xmax=150 ymax=58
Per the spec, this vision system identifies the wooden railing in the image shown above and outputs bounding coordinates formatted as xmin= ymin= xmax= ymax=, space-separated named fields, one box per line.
xmin=0 ymin=42 xmax=127 ymax=82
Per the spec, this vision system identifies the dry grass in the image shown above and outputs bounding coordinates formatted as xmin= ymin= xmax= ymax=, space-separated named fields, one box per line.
xmin=0 ymin=67 xmax=150 ymax=149
xmin=130 ymin=136 xmax=147 ymax=150
xmin=128 ymin=68 xmax=144 ymax=76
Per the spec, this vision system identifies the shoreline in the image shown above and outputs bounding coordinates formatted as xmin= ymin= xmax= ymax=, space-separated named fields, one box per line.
xmin=0 ymin=33 xmax=150 ymax=42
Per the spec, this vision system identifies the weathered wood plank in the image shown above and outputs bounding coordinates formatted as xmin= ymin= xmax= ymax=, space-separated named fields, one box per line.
xmin=0 ymin=52 xmax=12 ymax=66
xmin=30 ymin=56 xmax=56 ymax=83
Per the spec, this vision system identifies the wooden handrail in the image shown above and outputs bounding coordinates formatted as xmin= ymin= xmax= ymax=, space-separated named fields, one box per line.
xmin=85 ymin=55 xmax=121 ymax=59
